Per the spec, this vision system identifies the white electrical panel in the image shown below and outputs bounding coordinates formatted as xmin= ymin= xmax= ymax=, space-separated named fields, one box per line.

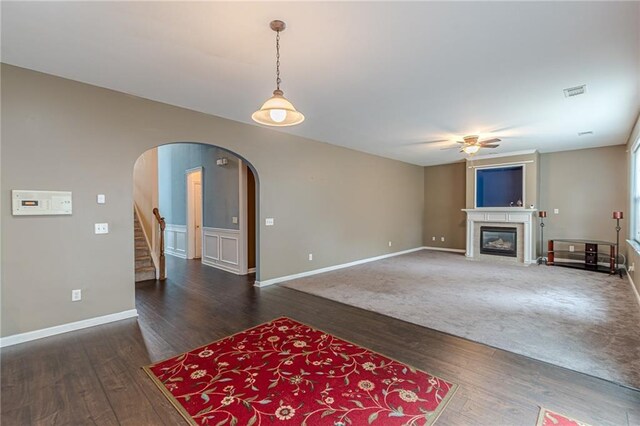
xmin=12 ymin=190 xmax=72 ymax=215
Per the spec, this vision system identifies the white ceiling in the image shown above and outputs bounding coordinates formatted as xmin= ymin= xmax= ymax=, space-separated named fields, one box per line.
xmin=2 ymin=1 xmax=639 ymax=166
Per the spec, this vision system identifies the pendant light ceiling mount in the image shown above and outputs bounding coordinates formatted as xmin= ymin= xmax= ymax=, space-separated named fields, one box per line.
xmin=269 ymin=19 xmax=286 ymax=32
xmin=252 ymin=20 xmax=305 ymax=127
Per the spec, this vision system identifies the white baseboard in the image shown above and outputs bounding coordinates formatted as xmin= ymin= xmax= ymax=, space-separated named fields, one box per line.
xmin=422 ymin=246 xmax=466 ymax=253
xmin=166 ymin=251 xmax=187 ymax=259
xmin=248 ymin=267 xmax=256 ymax=273
xmin=202 ymin=257 xmax=241 ymax=275
xmin=626 ymin=267 xmax=640 ymax=308
xmin=0 ymin=309 xmax=138 ymax=348
xmin=255 ymin=247 xmax=424 ymax=288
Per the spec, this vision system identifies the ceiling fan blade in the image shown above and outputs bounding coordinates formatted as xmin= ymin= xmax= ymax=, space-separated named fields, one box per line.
xmin=440 ymin=145 xmax=460 ymax=150
xmin=456 ymin=141 xmax=465 ymax=144
xmin=479 ymin=138 xmax=501 ymax=144
xmin=403 ymin=139 xmax=449 ymax=146
xmin=480 ymin=143 xmax=500 ymax=148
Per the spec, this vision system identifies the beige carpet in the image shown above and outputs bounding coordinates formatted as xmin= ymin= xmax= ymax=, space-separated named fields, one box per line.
xmin=282 ymin=250 xmax=640 ymax=389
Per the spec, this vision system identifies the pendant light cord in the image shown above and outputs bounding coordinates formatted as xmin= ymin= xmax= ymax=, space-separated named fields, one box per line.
xmin=275 ymin=30 xmax=281 ymax=90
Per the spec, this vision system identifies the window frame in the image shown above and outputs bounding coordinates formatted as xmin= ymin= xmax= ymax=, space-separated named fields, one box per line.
xmin=631 ymin=137 xmax=640 ymax=244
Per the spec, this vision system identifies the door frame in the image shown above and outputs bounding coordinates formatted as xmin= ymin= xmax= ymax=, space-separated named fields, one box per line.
xmin=185 ymin=167 xmax=203 ymax=260
xmin=238 ymin=160 xmax=248 ymax=275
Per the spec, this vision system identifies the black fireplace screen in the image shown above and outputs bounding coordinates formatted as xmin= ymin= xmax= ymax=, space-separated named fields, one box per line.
xmin=480 ymin=227 xmax=517 ymax=257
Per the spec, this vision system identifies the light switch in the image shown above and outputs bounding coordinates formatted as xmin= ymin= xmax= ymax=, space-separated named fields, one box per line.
xmin=265 ymin=218 xmax=274 ymax=226
xmin=97 ymin=194 xmax=106 ymax=204
xmin=232 ymin=216 xmax=238 ymax=224
xmin=72 ymin=289 xmax=82 ymax=301
xmin=94 ymin=223 xmax=109 ymax=234
xmin=554 ymin=209 xmax=559 ymax=214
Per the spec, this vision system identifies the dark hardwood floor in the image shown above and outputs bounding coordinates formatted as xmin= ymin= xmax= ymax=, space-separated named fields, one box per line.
xmin=2 ymin=256 xmax=639 ymax=425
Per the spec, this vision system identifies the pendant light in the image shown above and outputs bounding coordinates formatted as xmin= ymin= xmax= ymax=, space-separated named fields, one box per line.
xmin=252 ymin=20 xmax=305 ymax=127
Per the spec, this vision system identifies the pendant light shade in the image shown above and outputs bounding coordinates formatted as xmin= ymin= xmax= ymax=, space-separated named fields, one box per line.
xmin=251 ymin=89 xmax=305 ymax=126
xmin=252 ymin=20 xmax=305 ymax=127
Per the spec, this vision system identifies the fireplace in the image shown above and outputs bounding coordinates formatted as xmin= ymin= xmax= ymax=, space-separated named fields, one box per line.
xmin=480 ymin=226 xmax=517 ymax=257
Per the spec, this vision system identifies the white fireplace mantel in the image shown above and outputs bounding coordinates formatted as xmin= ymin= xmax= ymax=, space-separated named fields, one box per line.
xmin=462 ymin=208 xmax=537 ymax=263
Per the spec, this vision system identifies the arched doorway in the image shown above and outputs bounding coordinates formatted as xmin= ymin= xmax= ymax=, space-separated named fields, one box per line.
xmin=132 ymin=142 xmax=259 ymax=282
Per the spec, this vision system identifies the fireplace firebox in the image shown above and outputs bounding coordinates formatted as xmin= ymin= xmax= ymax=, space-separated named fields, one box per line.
xmin=480 ymin=226 xmax=517 ymax=257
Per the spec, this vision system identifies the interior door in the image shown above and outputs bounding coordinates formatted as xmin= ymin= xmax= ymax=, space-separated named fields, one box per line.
xmin=194 ymin=181 xmax=202 ymax=259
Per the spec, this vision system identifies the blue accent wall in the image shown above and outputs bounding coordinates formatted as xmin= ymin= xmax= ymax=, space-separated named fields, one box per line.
xmin=158 ymin=143 xmax=240 ymax=229
xmin=476 ymin=166 xmax=523 ymax=207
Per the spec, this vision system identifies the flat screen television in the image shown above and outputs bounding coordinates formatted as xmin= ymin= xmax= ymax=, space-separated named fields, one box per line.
xmin=475 ymin=165 xmax=524 ymax=208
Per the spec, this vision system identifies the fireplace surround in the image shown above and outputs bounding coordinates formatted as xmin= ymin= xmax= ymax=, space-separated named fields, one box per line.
xmin=463 ymin=208 xmax=536 ymax=264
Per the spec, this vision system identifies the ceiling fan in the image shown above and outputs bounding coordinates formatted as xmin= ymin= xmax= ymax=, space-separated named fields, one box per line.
xmin=409 ymin=132 xmax=506 ymax=154
xmin=448 ymin=135 xmax=501 ymax=154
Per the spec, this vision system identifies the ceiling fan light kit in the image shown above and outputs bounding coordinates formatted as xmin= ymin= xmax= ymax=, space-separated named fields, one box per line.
xmin=252 ymin=20 xmax=305 ymax=127
xmin=462 ymin=144 xmax=481 ymax=155
xmin=458 ymin=135 xmax=501 ymax=155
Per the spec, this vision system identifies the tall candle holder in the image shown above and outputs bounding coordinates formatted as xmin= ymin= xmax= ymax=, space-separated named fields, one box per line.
xmin=537 ymin=210 xmax=547 ymax=265
xmin=613 ymin=211 xmax=623 ymax=277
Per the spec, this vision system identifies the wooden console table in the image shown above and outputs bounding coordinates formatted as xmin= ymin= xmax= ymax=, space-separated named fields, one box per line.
xmin=547 ymin=239 xmax=615 ymax=274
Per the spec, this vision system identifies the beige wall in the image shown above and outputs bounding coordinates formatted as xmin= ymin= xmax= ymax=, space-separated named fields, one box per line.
xmin=434 ymin=147 xmax=628 ymax=262
xmin=538 ymin=146 xmax=628 ymax=258
xmin=133 ymin=147 xmax=158 ymax=251
xmin=465 ymin=152 xmax=540 ymax=209
xmin=1 ymin=65 xmax=424 ymax=337
xmin=423 ymin=162 xmax=466 ymax=250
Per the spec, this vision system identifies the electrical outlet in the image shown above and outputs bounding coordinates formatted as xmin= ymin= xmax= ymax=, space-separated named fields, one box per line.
xmin=569 ymin=245 xmax=575 ymax=252
xmin=265 ymin=218 xmax=274 ymax=226
xmin=441 ymin=237 xmax=445 ymax=242
xmin=388 ymin=241 xmax=392 ymax=247
xmin=232 ymin=216 xmax=238 ymax=224
xmin=72 ymin=289 xmax=81 ymax=301
xmin=432 ymin=236 xmax=436 ymax=241
xmin=97 ymin=194 xmax=106 ymax=204
xmin=308 ymin=253 xmax=313 ymax=261
xmin=629 ymin=263 xmax=635 ymax=272
xmin=94 ymin=223 xmax=109 ymax=234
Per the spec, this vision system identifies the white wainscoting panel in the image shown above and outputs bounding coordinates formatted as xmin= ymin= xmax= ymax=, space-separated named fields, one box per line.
xmin=165 ymin=224 xmax=187 ymax=258
xmin=202 ymin=227 xmax=241 ymax=274
xmin=220 ymin=236 xmax=239 ymax=265
xmin=204 ymin=234 xmax=219 ymax=261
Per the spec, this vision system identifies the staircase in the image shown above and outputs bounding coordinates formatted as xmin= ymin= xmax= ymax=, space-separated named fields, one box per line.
xmin=134 ymin=211 xmax=156 ymax=282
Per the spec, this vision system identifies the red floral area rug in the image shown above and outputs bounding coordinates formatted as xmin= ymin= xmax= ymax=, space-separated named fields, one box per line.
xmin=536 ymin=408 xmax=593 ymax=426
xmin=144 ymin=317 xmax=457 ymax=425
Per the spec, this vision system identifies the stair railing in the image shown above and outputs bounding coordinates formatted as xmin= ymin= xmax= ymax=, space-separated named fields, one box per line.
xmin=153 ymin=207 xmax=167 ymax=281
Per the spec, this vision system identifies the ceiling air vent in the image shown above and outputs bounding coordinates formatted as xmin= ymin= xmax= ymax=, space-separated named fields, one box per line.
xmin=563 ymin=85 xmax=587 ymax=97
xmin=577 ymin=131 xmax=593 ymax=136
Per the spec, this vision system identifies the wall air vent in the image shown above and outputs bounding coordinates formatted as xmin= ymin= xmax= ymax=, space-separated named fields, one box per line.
xmin=563 ymin=85 xmax=587 ymax=97
xmin=577 ymin=131 xmax=593 ymax=136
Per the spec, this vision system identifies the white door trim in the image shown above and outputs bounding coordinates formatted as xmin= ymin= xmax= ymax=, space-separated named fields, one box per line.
xmin=185 ymin=167 xmax=203 ymax=260
xmin=238 ymin=160 xmax=248 ymax=275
